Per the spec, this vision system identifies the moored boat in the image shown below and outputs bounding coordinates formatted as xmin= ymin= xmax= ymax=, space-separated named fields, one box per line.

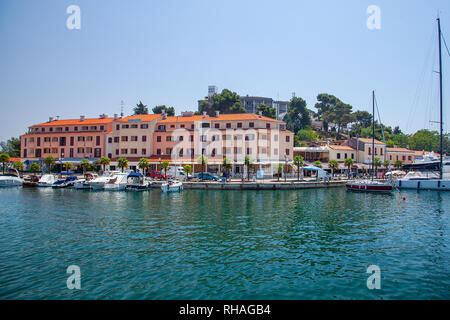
xmin=346 ymin=180 xmax=393 ymax=192
xmin=52 ymin=175 xmax=77 ymax=188
xmin=74 ymin=173 xmax=99 ymax=190
xmin=22 ymin=175 xmax=40 ymax=187
xmin=161 ymin=180 xmax=183 ymax=192
xmin=0 ymin=169 xmax=23 ymax=187
xmin=90 ymin=171 xmax=128 ymax=191
xmin=38 ymin=174 xmax=58 ymax=187
xmin=126 ymin=172 xmax=152 ymax=191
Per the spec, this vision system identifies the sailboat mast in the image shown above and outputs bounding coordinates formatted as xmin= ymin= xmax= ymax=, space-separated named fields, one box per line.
xmin=372 ymin=90 xmax=375 ymax=181
xmin=438 ymin=18 xmax=443 ymax=179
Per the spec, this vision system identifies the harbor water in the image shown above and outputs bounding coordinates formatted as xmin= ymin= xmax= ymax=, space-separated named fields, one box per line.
xmin=0 ymin=187 xmax=448 ymax=299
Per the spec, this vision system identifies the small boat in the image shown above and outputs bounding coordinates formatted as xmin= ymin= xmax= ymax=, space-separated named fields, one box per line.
xmin=0 ymin=169 xmax=23 ymax=187
xmin=346 ymin=180 xmax=393 ymax=192
xmin=126 ymin=172 xmax=153 ymax=191
xmin=38 ymin=174 xmax=58 ymax=187
xmin=52 ymin=175 xmax=77 ymax=188
xmin=22 ymin=175 xmax=40 ymax=187
xmin=74 ymin=173 xmax=99 ymax=190
xmin=161 ymin=180 xmax=183 ymax=192
xmin=90 ymin=171 xmax=128 ymax=191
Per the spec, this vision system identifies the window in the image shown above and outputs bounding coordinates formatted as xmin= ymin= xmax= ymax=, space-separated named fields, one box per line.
xmin=121 ymin=149 xmax=128 ymax=154
xmin=52 ymin=137 xmax=58 ymax=142
xmin=130 ymin=149 xmax=137 ymax=154
xmin=191 ymin=124 xmax=195 ymax=129
xmin=166 ymin=148 xmax=172 ymax=155
xmin=274 ymin=148 xmax=278 ymax=155
xmin=200 ymin=135 xmax=207 ymax=142
xmin=368 ymin=147 xmax=372 ymax=155
xmin=380 ymin=148 xmax=383 ymax=155
xmin=81 ymin=126 xmax=88 ymax=131
xmin=178 ymin=136 xmax=184 ymax=142
xmin=85 ymin=147 xmax=92 ymax=153
xmin=170 ymin=125 xmax=175 ymax=128
xmin=274 ymin=134 xmax=278 ymax=141
xmin=266 ymin=123 xmax=271 ymax=129
xmin=116 ymin=124 xmax=120 ymax=130
xmin=249 ymin=122 xmax=254 ymax=128
xmin=142 ymin=135 xmax=147 ymax=142
xmin=286 ymin=136 xmax=290 ymax=142
xmin=77 ymin=148 xmax=84 ymax=153
xmin=96 ymin=136 xmax=101 ymax=146
xmin=402 ymin=156 xmax=406 ymax=161
xmin=166 ymin=136 xmax=172 ymax=142
xmin=180 ymin=124 xmax=185 ymax=128
xmin=212 ymin=135 xmax=219 ymax=141
xmin=211 ymin=148 xmax=216 ymax=156
xmin=131 ymin=124 xmax=138 ymax=129
xmin=344 ymin=153 xmax=348 ymax=159
xmin=351 ymin=153 xmax=354 ymax=159
xmin=65 ymin=127 xmax=69 ymax=132
xmin=142 ymin=148 xmax=146 ymax=155
xmin=122 ymin=124 xmax=129 ymax=129
xmin=237 ymin=122 xmax=242 ymax=128
xmin=215 ymin=123 xmax=220 ymax=129
xmin=337 ymin=153 xmax=341 ymax=159
xmin=131 ymin=136 xmax=138 ymax=142
xmin=201 ymin=123 xmax=210 ymax=128
xmin=246 ymin=148 xmax=252 ymax=155
xmin=121 ymin=136 xmax=128 ymax=142
xmin=408 ymin=156 xmax=412 ymax=161
xmin=108 ymin=137 xmax=113 ymax=143
xmin=140 ymin=124 xmax=148 ymax=129
xmin=261 ymin=147 xmax=267 ymax=154
xmin=179 ymin=148 xmax=184 ymax=157
xmin=74 ymin=127 xmax=78 ymax=131
xmin=157 ymin=149 xmax=161 ymax=155
xmin=90 ymin=126 xmax=97 ymax=130
xmin=49 ymin=128 xmax=53 ymax=132
xmin=189 ymin=135 xmax=194 ymax=142
xmin=226 ymin=123 xmax=231 ymax=129
xmin=157 ymin=136 xmax=161 ymax=142
xmin=100 ymin=126 xmax=104 ymax=131
xmin=285 ymin=149 xmax=290 ymax=156
xmin=114 ymin=137 xmax=119 ymax=143
xmin=245 ymin=134 xmax=254 ymax=141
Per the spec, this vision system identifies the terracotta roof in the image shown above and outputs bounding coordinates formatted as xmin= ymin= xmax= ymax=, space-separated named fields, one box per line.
xmin=118 ymin=114 xmax=161 ymax=122
xmin=414 ymin=150 xmax=441 ymax=157
xmin=328 ymin=145 xmax=355 ymax=151
xmin=9 ymin=158 xmax=21 ymax=162
xmin=357 ymin=138 xmax=384 ymax=144
xmin=159 ymin=113 xmax=283 ymax=123
xmin=387 ymin=147 xmax=414 ymax=153
xmin=31 ymin=117 xmax=114 ymax=127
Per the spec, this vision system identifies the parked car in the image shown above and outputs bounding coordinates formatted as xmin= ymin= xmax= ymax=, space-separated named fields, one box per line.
xmin=196 ymin=172 xmax=219 ymax=181
xmin=149 ymin=171 xmax=168 ymax=180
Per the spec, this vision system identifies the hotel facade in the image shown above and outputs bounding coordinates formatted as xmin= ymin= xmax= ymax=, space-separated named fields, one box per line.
xmin=20 ymin=111 xmax=294 ymax=176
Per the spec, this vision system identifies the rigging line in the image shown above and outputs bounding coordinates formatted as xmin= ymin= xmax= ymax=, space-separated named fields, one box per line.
xmin=442 ymin=32 xmax=450 ymax=57
xmin=374 ymin=95 xmax=386 ymax=146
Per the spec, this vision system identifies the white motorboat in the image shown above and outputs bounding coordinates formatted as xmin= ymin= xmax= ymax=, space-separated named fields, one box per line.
xmin=126 ymin=172 xmax=153 ymax=191
xmin=38 ymin=174 xmax=58 ymax=187
xmin=90 ymin=171 xmax=128 ymax=191
xmin=52 ymin=175 xmax=78 ymax=188
xmin=0 ymin=169 xmax=23 ymax=187
xmin=161 ymin=180 xmax=183 ymax=192
xmin=74 ymin=173 xmax=99 ymax=190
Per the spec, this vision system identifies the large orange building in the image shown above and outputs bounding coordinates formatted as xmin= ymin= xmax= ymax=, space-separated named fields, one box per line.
xmin=20 ymin=111 xmax=294 ymax=175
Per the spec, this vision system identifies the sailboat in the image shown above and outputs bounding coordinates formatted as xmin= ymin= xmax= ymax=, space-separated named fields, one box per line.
xmin=395 ymin=17 xmax=450 ymax=190
xmin=346 ymin=91 xmax=394 ymax=192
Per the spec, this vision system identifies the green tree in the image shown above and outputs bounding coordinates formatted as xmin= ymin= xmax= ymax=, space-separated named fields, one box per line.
xmin=295 ymin=128 xmax=318 ymax=145
xmin=13 ymin=161 xmax=24 ymax=171
xmin=328 ymin=160 xmax=339 ymax=177
xmin=313 ymin=160 xmax=322 ymax=168
xmin=244 ymin=156 xmax=253 ymax=181
xmin=197 ymin=154 xmax=208 ymax=180
xmin=256 ymin=103 xmax=276 ymax=119
xmin=383 ymin=159 xmax=390 ymax=170
xmin=277 ymin=163 xmax=283 ymax=181
xmin=344 ymin=158 xmax=354 ymax=179
xmin=44 ymin=156 xmax=55 ymax=173
xmin=322 ymin=101 xmax=355 ymax=138
xmin=0 ymin=137 xmax=21 ymax=157
xmin=63 ymin=162 xmax=73 ymax=171
xmin=153 ymin=105 xmax=175 ymax=116
xmin=80 ymin=159 xmax=90 ymax=174
xmin=98 ymin=156 xmax=111 ymax=173
xmin=408 ymin=129 xmax=439 ymax=152
xmin=314 ymin=94 xmax=341 ymax=132
xmin=160 ymin=161 xmax=170 ymax=180
xmin=138 ymin=158 xmax=149 ymax=176
xmin=293 ymin=155 xmax=304 ymax=181
xmin=133 ymin=101 xmax=149 ymax=115
xmin=30 ymin=163 xmax=40 ymax=173
xmin=0 ymin=153 xmax=10 ymax=174
xmin=283 ymin=97 xmax=311 ymax=134
xmin=183 ymin=164 xmax=192 ymax=176
xmin=394 ymin=160 xmax=403 ymax=169
xmin=198 ymin=100 xmax=214 ymax=116
xmin=117 ymin=158 xmax=128 ymax=173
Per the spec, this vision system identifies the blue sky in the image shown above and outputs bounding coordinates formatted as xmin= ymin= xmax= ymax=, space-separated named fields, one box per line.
xmin=0 ymin=0 xmax=449 ymax=141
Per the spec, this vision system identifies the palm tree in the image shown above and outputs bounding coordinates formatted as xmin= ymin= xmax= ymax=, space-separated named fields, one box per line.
xmin=80 ymin=159 xmax=90 ymax=174
xmin=383 ymin=159 xmax=390 ymax=170
xmin=0 ymin=153 xmax=10 ymax=174
xmin=13 ymin=161 xmax=24 ymax=172
xmin=373 ymin=157 xmax=382 ymax=178
xmin=160 ymin=161 xmax=170 ymax=180
xmin=183 ymin=164 xmax=192 ymax=178
xmin=98 ymin=156 xmax=111 ymax=173
xmin=293 ymin=155 xmax=304 ymax=181
xmin=344 ymin=158 xmax=354 ymax=179
xmin=63 ymin=162 xmax=73 ymax=172
xmin=197 ymin=155 xmax=208 ymax=181
xmin=313 ymin=160 xmax=322 ymax=168
xmin=138 ymin=158 xmax=149 ymax=176
xmin=117 ymin=157 xmax=128 ymax=173
xmin=277 ymin=163 xmax=283 ymax=181
xmin=30 ymin=163 xmax=40 ymax=173
xmin=328 ymin=160 xmax=339 ymax=177
xmin=394 ymin=160 xmax=403 ymax=169
xmin=244 ymin=156 xmax=253 ymax=181
xmin=222 ymin=157 xmax=232 ymax=181
xmin=44 ymin=156 xmax=55 ymax=173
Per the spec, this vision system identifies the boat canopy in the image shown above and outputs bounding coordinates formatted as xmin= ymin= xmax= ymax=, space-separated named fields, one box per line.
xmin=127 ymin=172 xmax=143 ymax=178
xmin=302 ymin=165 xmax=322 ymax=171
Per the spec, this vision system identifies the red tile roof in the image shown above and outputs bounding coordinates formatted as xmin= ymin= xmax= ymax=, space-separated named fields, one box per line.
xmin=31 ymin=117 xmax=114 ymax=127
xmin=159 ymin=113 xmax=283 ymax=123
xmin=119 ymin=114 xmax=161 ymax=122
xmin=387 ymin=147 xmax=414 ymax=153
xmin=328 ymin=145 xmax=355 ymax=151
xmin=357 ymin=138 xmax=384 ymax=144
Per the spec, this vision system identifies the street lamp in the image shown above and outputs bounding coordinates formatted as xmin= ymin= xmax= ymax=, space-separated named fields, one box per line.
xmin=284 ymin=154 xmax=288 ymax=182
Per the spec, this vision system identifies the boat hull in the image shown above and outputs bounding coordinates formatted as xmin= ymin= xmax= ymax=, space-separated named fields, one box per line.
xmin=346 ymin=182 xmax=393 ymax=192
xmin=395 ymin=179 xmax=450 ymax=190
xmin=0 ymin=178 xmax=23 ymax=187
xmin=161 ymin=183 xmax=183 ymax=192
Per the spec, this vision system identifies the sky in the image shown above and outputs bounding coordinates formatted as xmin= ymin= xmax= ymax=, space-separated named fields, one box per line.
xmin=0 ymin=0 xmax=450 ymax=142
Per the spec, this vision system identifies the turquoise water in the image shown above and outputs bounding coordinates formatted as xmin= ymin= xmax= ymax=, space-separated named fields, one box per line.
xmin=0 ymin=187 xmax=448 ymax=299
